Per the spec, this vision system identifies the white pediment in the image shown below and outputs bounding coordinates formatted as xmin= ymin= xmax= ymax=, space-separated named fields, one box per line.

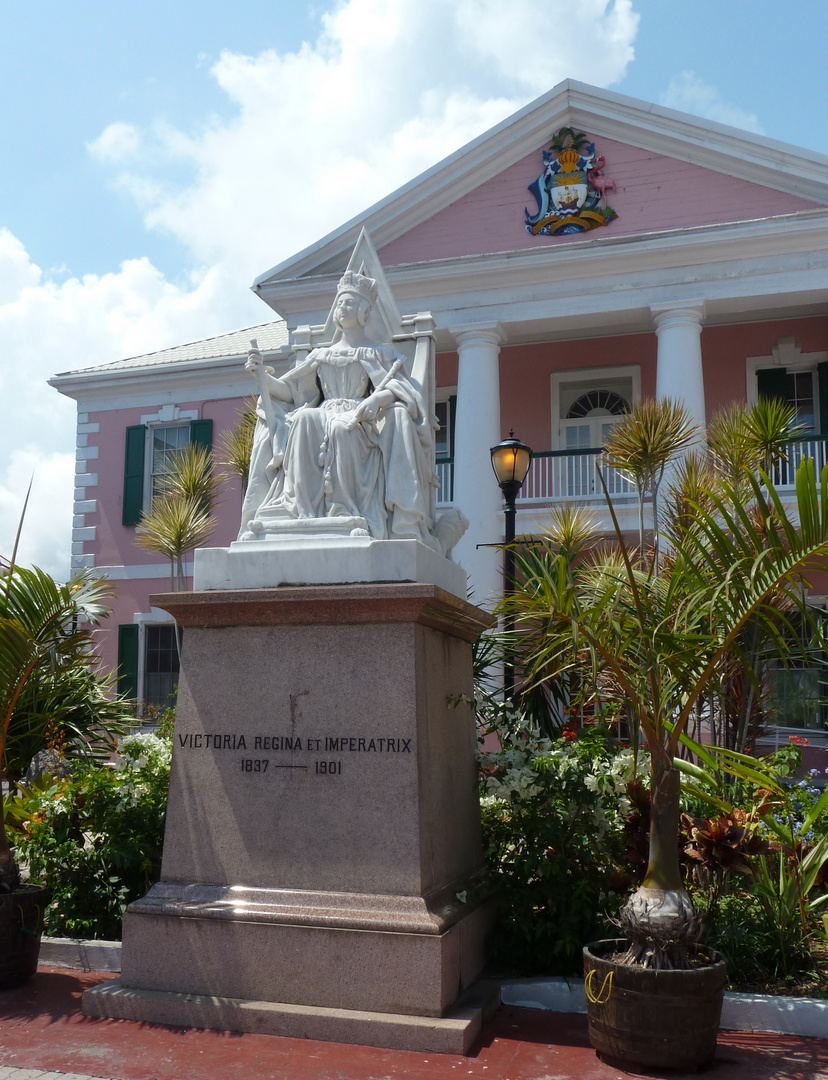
xmin=253 ymin=79 xmax=828 ymax=296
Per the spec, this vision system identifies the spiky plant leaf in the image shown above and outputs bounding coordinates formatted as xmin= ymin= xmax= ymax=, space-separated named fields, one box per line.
xmin=744 ymin=397 xmax=807 ymax=475
xmin=217 ymin=398 xmax=257 ymax=493
xmin=154 ymin=442 xmax=217 ymax=507
xmin=136 ymin=494 xmax=216 ymax=563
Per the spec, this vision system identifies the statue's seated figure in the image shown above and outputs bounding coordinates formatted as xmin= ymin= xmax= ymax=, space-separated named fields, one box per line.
xmin=240 ymin=270 xmax=442 ymax=551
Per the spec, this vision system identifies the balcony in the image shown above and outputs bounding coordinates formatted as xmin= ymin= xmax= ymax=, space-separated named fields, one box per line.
xmin=769 ymin=436 xmax=828 ymax=486
xmin=435 ymin=437 xmax=828 ymax=509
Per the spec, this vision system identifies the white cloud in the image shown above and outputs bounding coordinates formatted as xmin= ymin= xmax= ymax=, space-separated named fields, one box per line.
xmin=0 ymin=239 xmax=262 ymax=579
xmin=455 ymin=0 xmax=638 ymax=94
xmin=0 ymin=450 xmax=76 ymax=580
xmin=660 ymin=72 xmax=764 ymax=134
xmin=0 ymin=0 xmax=640 ymax=578
xmin=92 ymin=0 xmax=640 ymax=283
xmin=0 ymin=228 xmax=42 ymax=305
xmin=87 ymin=121 xmax=143 ymax=164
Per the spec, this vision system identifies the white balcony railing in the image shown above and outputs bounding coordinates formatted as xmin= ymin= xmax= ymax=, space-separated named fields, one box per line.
xmin=519 ymin=450 xmax=634 ymax=503
xmin=435 ymin=438 xmax=828 ymax=509
xmin=435 ymin=458 xmax=453 ymax=507
xmin=770 ymin=437 xmax=828 ymax=486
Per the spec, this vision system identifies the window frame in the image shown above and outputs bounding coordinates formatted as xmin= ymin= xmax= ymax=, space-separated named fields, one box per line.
xmin=550 ymin=365 xmax=640 ymax=451
xmin=144 ymin=422 xmax=192 ymax=509
xmin=746 ymin=338 xmax=828 ymax=434
xmin=132 ymin=609 xmax=181 ymax=710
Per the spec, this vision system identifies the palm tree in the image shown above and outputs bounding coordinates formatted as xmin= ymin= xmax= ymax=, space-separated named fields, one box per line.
xmin=136 ymin=442 xmax=217 ymax=591
xmin=506 ymin=418 xmax=828 ymax=969
xmin=601 ymin=398 xmax=698 ymax=567
xmin=0 ymin=562 xmax=115 ymax=891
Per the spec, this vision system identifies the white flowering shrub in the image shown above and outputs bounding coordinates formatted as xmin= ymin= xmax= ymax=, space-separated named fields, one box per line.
xmin=13 ymin=729 xmax=173 ymax=940
xmin=480 ymin=722 xmax=650 ymax=975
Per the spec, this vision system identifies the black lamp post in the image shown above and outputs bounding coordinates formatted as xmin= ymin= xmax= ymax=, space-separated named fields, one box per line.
xmin=490 ymin=430 xmax=533 ymax=700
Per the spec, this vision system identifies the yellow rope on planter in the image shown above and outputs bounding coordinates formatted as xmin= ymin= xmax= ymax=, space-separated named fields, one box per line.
xmin=18 ymin=903 xmax=41 ymax=936
xmin=584 ymin=968 xmax=613 ymax=1004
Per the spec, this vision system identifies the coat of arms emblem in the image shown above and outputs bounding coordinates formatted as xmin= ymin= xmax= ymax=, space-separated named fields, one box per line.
xmin=525 ymin=127 xmax=618 ymax=236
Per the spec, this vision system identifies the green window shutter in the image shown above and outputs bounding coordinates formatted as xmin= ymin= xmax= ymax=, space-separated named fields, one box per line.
xmin=818 ymin=363 xmax=828 ymax=435
xmin=117 ymin=624 xmax=139 ymax=700
xmin=189 ymin=418 xmax=213 ymax=451
xmin=756 ymin=367 xmax=787 ymax=403
xmin=122 ymin=425 xmax=146 ymax=526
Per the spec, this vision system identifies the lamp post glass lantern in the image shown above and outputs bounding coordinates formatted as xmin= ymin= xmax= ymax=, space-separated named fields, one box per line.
xmin=490 ymin=430 xmax=532 ymax=700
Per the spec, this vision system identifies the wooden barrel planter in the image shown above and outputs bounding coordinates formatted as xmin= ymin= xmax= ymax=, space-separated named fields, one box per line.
xmin=583 ymin=938 xmax=727 ymax=1071
xmin=0 ymin=885 xmax=51 ymax=988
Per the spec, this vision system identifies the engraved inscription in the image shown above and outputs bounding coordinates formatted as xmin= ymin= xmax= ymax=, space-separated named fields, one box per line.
xmin=178 ymin=728 xmax=412 ymax=780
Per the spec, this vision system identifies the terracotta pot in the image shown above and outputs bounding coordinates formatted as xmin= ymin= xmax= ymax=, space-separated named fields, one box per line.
xmin=583 ymin=938 xmax=727 ymax=1071
xmin=0 ymin=884 xmax=51 ymax=989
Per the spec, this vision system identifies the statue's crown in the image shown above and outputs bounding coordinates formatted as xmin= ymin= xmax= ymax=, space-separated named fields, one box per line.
xmin=337 ymin=270 xmax=378 ymax=307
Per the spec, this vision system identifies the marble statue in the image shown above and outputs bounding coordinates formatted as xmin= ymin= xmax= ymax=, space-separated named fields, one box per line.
xmin=239 ymin=270 xmax=453 ymax=554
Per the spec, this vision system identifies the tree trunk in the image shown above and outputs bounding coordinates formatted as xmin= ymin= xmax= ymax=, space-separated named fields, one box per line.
xmin=0 ymin=781 xmax=20 ymax=893
xmin=643 ymin=746 xmax=682 ymax=892
xmin=618 ymin=745 xmax=700 ymax=968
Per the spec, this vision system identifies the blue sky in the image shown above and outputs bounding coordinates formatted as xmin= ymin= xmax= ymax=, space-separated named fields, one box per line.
xmin=2 ymin=0 xmax=827 ymax=577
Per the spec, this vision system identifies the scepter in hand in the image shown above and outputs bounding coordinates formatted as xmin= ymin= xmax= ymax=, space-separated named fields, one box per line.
xmin=247 ymin=338 xmax=276 ymax=439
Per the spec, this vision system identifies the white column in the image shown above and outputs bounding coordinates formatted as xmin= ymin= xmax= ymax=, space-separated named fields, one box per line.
xmin=651 ymin=301 xmax=706 ymax=433
xmin=450 ymin=323 xmax=503 ymax=609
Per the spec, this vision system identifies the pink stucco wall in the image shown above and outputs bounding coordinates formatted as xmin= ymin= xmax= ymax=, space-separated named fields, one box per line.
xmin=92 ymin=575 xmax=172 ymax=680
xmin=702 ymin=316 xmax=828 ymax=417
xmin=436 ymin=331 xmax=658 ymax=452
xmin=436 ymin=314 xmax=828 ymax=448
xmin=85 ymin=395 xmax=250 ymax=673
xmin=378 ymin=135 xmax=821 ymax=266
xmin=87 ymin=397 xmax=247 ymax=569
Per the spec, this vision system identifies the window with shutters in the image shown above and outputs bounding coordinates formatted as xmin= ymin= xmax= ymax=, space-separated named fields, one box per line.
xmin=148 ymin=424 xmax=191 ymax=503
xmin=121 ymin=414 xmax=212 ymax=526
xmin=435 ymin=390 xmax=456 ymax=505
xmin=748 ymin=338 xmax=828 ymax=435
xmin=144 ymin=624 xmax=181 ymax=707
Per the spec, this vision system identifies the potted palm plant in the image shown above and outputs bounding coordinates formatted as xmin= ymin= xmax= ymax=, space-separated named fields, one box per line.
xmin=505 ymin=399 xmax=828 ymax=1069
xmin=0 ymin=536 xmax=114 ymax=987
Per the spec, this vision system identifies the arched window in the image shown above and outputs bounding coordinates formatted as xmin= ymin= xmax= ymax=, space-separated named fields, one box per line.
xmin=566 ymin=389 xmax=630 ymax=419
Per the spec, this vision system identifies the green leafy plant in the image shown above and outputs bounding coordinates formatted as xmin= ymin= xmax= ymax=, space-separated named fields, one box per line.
xmin=0 ymin=553 xmax=118 ymax=893
xmin=677 ymin=737 xmax=828 ymax=976
xmin=136 ymin=442 xmax=217 ymax=591
xmin=10 ymin=731 xmax=171 ymax=939
xmin=602 ymin=397 xmax=698 ymax=564
xmin=479 ymin=717 xmax=645 ymax=974
xmin=503 ymin=397 xmax=828 ymax=969
xmin=218 ymin=397 xmax=258 ymax=496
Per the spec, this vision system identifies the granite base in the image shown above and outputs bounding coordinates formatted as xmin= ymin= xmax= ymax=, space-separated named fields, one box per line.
xmin=82 ymin=977 xmax=501 ymax=1055
xmin=83 ymin=584 xmax=494 ymax=1054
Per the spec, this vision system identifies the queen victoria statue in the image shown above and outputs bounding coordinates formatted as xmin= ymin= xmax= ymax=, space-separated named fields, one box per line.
xmin=238 ymin=269 xmax=461 ymax=557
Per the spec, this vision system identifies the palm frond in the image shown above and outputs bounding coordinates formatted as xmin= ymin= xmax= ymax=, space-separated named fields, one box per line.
xmin=601 ymin=398 xmax=699 ymax=492
xmin=136 ymin=494 xmax=216 ymax=561
xmin=154 ymin=442 xmax=217 ymax=506
xmin=217 ymin=398 xmax=257 ymax=493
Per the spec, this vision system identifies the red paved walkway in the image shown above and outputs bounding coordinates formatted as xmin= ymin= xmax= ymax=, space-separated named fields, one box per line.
xmin=1 ymin=967 xmax=827 ymax=1080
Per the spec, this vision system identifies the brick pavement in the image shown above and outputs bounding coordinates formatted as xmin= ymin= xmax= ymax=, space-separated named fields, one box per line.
xmin=2 ymin=967 xmax=828 ymax=1080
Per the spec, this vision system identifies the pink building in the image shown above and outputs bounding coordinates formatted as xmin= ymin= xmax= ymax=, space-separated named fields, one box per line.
xmin=51 ymin=80 xmax=828 ymax=750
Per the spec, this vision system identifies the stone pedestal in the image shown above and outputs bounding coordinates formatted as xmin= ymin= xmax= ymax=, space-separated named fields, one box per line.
xmin=83 ymin=584 xmax=496 ymax=1053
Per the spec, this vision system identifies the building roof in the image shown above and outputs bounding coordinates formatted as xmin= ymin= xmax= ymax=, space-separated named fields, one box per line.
xmin=252 ymin=79 xmax=828 ymax=296
xmin=53 ymin=320 xmax=288 ymax=379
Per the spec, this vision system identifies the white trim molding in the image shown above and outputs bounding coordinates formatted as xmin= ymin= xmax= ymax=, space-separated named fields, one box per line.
xmin=746 ymin=337 xmax=828 ymax=407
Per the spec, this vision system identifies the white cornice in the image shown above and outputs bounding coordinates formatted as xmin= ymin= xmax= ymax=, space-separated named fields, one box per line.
xmin=49 ymin=350 xmax=293 ymax=408
xmin=256 ymin=211 xmax=828 ymax=332
xmin=251 ymin=80 xmax=828 ymax=297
